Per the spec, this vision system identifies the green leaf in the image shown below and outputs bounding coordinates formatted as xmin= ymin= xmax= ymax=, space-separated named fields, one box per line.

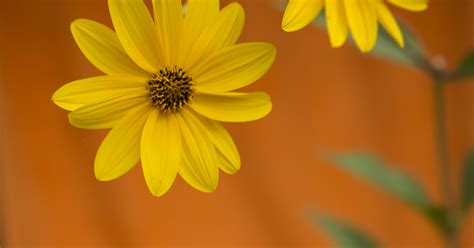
xmin=312 ymin=11 xmax=430 ymax=70
xmin=307 ymin=210 xmax=379 ymax=248
xmin=462 ymin=149 xmax=474 ymax=212
xmin=324 ymin=152 xmax=430 ymax=211
xmin=449 ymin=50 xmax=474 ymax=81
xmin=371 ymin=22 xmax=427 ymax=69
xmin=424 ymin=205 xmax=451 ymax=235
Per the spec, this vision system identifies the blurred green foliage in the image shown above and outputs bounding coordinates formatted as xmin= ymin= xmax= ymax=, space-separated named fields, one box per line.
xmin=462 ymin=149 xmax=474 ymax=212
xmin=307 ymin=210 xmax=379 ymax=248
xmin=325 ymin=152 xmax=430 ymax=211
xmin=449 ymin=50 xmax=474 ymax=81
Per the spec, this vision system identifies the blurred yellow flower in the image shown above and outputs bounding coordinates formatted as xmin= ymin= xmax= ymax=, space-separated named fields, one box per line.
xmin=282 ymin=0 xmax=428 ymax=52
xmin=52 ymin=0 xmax=275 ymax=196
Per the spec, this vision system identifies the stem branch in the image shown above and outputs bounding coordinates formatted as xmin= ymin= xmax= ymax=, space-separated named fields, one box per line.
xmin=432 ymin=74 xmax=458 ymax=248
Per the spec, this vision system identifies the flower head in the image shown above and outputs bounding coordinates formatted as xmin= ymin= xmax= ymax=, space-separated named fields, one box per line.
xmin=282 ymin=0 xmax=429 ymax=52
xmin=52 ymin=0 xmax=276 ymax=196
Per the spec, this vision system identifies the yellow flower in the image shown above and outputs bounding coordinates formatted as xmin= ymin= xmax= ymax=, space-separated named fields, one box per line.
xmin=282 ymin=0 xmax=428 ymax=52
xmin=52 ymin=0 xmax=276 ymax=196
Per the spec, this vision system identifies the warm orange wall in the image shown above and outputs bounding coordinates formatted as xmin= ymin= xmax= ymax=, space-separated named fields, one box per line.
xmin=1 ymin=0 xmax=473 ymax=247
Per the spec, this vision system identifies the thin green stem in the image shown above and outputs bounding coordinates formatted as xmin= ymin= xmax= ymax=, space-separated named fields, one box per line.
xmin=432 ymin=75 xmax=459 ymax=248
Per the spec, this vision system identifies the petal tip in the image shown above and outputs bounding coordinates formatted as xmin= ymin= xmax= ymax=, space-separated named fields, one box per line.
xmin=328 ymin=35 xmax=347 ymax=48
xmin=359 ymin=47 xmax=372 ymax=53
xmin=94 ymin=154 xmax=114 ymax=181
xmin=188 ymin=181 xmax=218 ymax=193
xmin=147 ymin=183 xmax=170 ymax=197
xmin=94 ymin=170 xmax=111 ymax=182
xmin=225 ymin=2 xmax=245 ymax=24
xmin=268 ymin=43 xmax=277 ymax=55
xmin=356 ymin=40 xmax=377 ymax=53
xmin=222 ymin=2 xmax=244 ymax=16
xmin=51 ymin=98 xmax=64 ymax=109
xmin=264 ymin=102 xmax=273 ymax=117
xmin=281 ymin=0 xmax=322 ymax=32
xmin=251 ymin=98 xmax=272 ymax=121
xmin=281 ymin=21 xmax=302 ymax=32
xmin=203 ymin=182 xmax=218 ymax=193
xmin=227 ymin=2 xmax=243 ymax=10
xmin=281 ymin=14 xmax=304 ymax=32
xmin=388 ymin=0 xmax=429 ymax=11
xmin=218 ymin=154 xmax=241 ymax=174
xmin=223 ymin=166 xmax=240 ymax=175
xmin=233 ymin=158 xmax=242 ymax=173
xmin=260 ymin=43 xmax=277 ymax=61
xmin=51 ymin=91 xmax=60 ymax=102
xmin=94 ymin=161 xmax=117 ymax=182
xmin=396 ymin=36 xmax=405 ymax=48
xmin=70 ymin=19 xmax=81 ymax=29
xmin=70 ymin=18 xmax=90 ymax=33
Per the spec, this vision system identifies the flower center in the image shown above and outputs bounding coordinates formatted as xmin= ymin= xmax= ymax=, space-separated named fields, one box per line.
xmin=147 ymin=67 xmax=193 ymax=113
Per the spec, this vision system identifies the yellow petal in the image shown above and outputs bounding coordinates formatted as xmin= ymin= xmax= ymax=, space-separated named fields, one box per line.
xmin=325 ymin=0 xmax=349 ymax=47
xmin=388 ymin=0 xmax=428 ymax=11
xmin=52 ymin=75 xmax=147 ymax=111
xmin=68 ymin=90 xmax=148 ymax=129
xmin=192 ymin=42 xmax=276 ymax=93
xmin=282 ymin=0 xmax=324 ymax=32
xmin=199 ymin=116 xmax=240 ymax=174
xmin=108 ymin=0 xmax=161 ymax=72
xmin=70 ymin=19 xmax=149 ymax=77
xmin=95 ymin=104 xmax=152 ymax=181
xmin=178 ymin=0 xmax=220 ymax=66
xmin=153 ymin=0 xmax=183 ymax=66
xmin=177 ymin=109 xmax=218 ymax=192
xmin=376 ymin=2 xmax=404 ymax=47
xmin=184 ymin=3 xmax=244 ymax=71
xmin=140 ymin=110 xmax=181 ymax=197
xmin=344 ymin=0 xmax=378 ymax=52
xmin=191 ymin=92 xmax=272 ymax=122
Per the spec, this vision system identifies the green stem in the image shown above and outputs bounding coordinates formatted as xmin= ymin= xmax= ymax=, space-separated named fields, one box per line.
xmin=432 ymin=75 xmax=459 ymax=248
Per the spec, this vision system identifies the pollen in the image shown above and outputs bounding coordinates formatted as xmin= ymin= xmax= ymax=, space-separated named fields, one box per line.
xmin=147 ymin=67 xmax=194 ymax=113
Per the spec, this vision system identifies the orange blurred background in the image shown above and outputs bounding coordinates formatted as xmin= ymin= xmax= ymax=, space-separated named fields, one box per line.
xmin=1 ymin=0 xmax=474 ymax=247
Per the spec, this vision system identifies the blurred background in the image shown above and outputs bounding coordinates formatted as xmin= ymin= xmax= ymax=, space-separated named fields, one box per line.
xmin=1 ymin=0 xmax=474 ymax=247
